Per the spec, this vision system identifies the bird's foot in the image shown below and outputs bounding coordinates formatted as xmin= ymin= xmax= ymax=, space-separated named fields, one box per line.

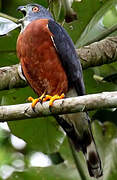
xmin=28 ymin=93 xmax=65 ymax=109
xmin=28 ymin=92 xmax=46 ymax=109
xmin=43 ymin=93 xmax=65 ymax=107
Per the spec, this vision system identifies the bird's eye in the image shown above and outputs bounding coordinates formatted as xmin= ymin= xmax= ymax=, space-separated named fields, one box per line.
xmin=32 ymin=6 xmax=39 ymax=12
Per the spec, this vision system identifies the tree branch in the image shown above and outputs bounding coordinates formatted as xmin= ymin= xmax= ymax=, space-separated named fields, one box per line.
xmin=0 ymin=91 xmax=117 ymax=122
xmin=0 ymin=64 xmax=26 ymax=90
xmin=78 ymin=36 xmax=117 ymax=69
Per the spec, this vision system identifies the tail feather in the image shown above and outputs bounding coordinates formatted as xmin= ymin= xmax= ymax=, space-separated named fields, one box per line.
xmin=54 ymin=114 xmax=103 ymax=178
xmin=85 ymin=139 xmax=103 ymax=178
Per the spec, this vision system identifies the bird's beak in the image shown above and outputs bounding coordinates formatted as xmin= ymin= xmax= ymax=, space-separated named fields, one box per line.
xmin=17 ymin=6 xmax=27 ymax=16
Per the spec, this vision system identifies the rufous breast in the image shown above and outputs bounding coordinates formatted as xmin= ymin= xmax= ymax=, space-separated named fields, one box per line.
xmin=17 ymin=19 xmax=68 ymax=96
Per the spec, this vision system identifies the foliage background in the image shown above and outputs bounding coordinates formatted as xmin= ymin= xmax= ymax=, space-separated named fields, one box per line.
xmin=0 ymin=0 xmax=117 ymax=179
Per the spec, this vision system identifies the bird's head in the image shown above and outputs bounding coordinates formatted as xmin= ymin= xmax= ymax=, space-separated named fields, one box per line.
xmin=17 ymin=4 xmax=53 ymax=30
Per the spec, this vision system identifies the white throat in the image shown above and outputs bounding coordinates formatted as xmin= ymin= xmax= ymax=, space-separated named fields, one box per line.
xmin=20 ymin=19 xmax=31 ymax=33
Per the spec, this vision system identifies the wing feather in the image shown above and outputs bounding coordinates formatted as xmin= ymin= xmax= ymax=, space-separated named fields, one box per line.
xmin=48 ymin=20 xmax=85 ymax=96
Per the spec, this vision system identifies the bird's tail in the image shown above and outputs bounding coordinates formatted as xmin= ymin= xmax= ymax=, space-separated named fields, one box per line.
xmin=54 ymin=114 xmax=103 ymax=178
xmin=83 ymin=128 xmax=103 ymax=178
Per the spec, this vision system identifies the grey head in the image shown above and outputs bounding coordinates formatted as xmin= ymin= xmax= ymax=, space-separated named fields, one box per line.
xmin=17 ymin=4 xmax=53 ymax=30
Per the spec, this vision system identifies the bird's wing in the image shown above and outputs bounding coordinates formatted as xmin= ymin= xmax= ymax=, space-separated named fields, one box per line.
xmin=48 ymin=20 xmax=103 ymax=178
xmin=48 ymin=19 xmax=85 ymax=96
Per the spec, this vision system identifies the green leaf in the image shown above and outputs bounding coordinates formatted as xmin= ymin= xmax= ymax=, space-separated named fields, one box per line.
xmin=0 ymin=17 xmax=19 ymax=36
xmin=103 ymin=139 xmax=117 ymax=180
xmin=49 ymin=0 xmax=62 ymax=21
xmin=92 ymin=121 xmax=117 ymax=179
xmin=75 ymin=0 xmax=117 ymax=47
xmin=103 ymin=6 xmax=117 ymax=28
xmin=8 ymin=116 xmax=65 ymax=154
xmin=8 ymin=163 xmax=80 ymax=180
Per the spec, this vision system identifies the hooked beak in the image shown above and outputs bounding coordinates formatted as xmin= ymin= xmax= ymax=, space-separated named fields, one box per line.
xmin=17 ymin=6 xmax=27 ymax=16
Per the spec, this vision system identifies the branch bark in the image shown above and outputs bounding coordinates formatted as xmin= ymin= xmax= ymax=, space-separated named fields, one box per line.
xmin=0 ymin=36 xmax=117 ymax=90
xmin=0 ymin=64 xmax=26 ymax=90
xmin=0 ymin=91 xmax=117 ymax=122
xmin=78 ymin=37 xmax=117 ymax=69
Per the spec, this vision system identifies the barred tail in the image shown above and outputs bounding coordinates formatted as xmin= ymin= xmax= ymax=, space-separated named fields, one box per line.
xmin=54 ymin=114 xmax=103 ymax=178
xmin=84 ymin=136 xmax=103 ymax=178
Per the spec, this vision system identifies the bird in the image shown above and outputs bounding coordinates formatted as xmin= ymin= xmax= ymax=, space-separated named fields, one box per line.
xmin=16 ymin=4 xmax=103 ymax=178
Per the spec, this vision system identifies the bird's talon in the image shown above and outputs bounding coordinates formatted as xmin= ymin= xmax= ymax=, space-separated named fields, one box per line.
xmin=38 ymin=92 xmax=46 ymax=103
xmin=49 ymin=93 xmax=65 ymax=107
xmin=28 ymin=96 xmax=34 ymax=102
xmin=38 ymin=99 xmax=43 ymax=104
xmin=28 ymin=96 xmax=39 ymax=109
xmin=60 ymin=93 xmax=65 ymax=98
xmin=43 ymin=95 xmax=52 ymax=102
xmin=31 ymin=98 xmax=39 ymax=108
